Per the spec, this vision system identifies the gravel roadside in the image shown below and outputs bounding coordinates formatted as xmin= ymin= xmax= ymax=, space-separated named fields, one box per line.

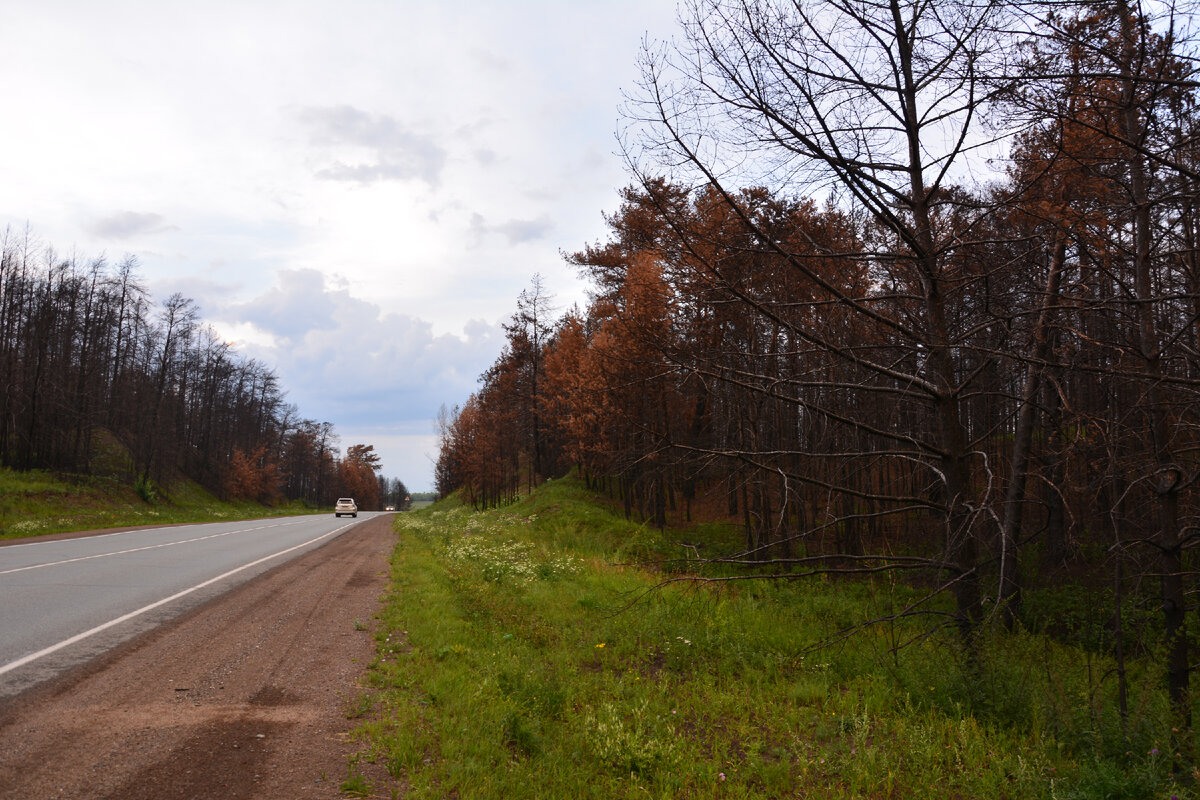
xmin=0 ymin=513 xmax=396 ymax=799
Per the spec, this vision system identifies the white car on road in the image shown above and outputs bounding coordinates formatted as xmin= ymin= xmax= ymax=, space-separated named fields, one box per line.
xmin=334 ymin=498 xmax=358 ymax=518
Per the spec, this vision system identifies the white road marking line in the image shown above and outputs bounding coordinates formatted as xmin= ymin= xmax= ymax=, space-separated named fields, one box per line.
xmin=0 ymin=522 xmax=355 ymax=677
xmin=0 ymin=517 xmax=312 ymax=550
xmin=0 ymin=522 xmax=303 ymax=576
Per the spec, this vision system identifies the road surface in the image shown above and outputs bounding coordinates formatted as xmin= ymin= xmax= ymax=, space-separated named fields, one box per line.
xmin=0 ymin=513 xmax=380 ymax=698
xmin=0 ymin=512 xmax=397 ymax=799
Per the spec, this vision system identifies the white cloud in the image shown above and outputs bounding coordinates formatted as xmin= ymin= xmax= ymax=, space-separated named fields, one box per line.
xmin=86 ymin=211 xmax=171 ymax=240
xmin=294 ymin=105 xmax=447 ymax=186
xmin=234 ymin=268 xmax=341 ymax=342
xmin=467 ymin=213 xmax=556 ymax=248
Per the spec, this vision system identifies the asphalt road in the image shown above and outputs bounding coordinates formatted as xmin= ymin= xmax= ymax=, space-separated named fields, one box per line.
xmin=0 ymin=513 xmax=381 ymax=699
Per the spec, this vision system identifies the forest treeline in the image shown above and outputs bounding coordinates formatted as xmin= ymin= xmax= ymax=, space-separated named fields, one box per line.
xmin=0 ymin=232 xmax=410 ymax=511
xmin=435 ymin=0 xmax=1200 ymax=731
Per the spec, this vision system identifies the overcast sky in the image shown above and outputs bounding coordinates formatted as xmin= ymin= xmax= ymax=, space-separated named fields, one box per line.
xmin=0 ymin=0 xmax=681 ymax=490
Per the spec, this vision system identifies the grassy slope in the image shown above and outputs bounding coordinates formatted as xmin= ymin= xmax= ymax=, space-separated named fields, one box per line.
xmin=0 ymin=467 xmax=315 ymax=540
xmin=348 ymin=477 xmax=1190 ymax=800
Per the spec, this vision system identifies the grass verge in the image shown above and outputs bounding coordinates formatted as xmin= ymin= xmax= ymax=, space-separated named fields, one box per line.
xmin=0 ymin=467 xmax=315 ymax=540
xmin=351 ymin=476 xmax=1194 ymax=799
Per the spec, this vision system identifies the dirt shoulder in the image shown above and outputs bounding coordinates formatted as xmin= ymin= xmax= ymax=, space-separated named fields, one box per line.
xmin=0 ymin=513 xmax=396 ymax=799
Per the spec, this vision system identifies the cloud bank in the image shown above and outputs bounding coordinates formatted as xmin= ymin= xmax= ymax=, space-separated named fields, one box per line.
xmin=209 ymin=269 xmax=502 ymax=487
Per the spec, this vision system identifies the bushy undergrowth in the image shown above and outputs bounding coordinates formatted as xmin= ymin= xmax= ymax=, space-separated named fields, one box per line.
xmin=0 ymin=467 xmax=314 ymax=539
xmin=350 ymin=476 xmax=1196 ymax=799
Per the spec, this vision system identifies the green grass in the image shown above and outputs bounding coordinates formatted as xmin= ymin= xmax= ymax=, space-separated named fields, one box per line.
xmin=0 ymin=467 xmax=316 ymax=540
xmin=350 ymin=476 xmax=1198 ymax=799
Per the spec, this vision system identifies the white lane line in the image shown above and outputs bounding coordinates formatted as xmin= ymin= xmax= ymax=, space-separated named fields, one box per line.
xmin=0 ymin=517 xmax=314 ymax=550
xmin=0 ymin=522 xmax=355 ymax=677
xmin=0 ymin=520 xmax=310 ymax=576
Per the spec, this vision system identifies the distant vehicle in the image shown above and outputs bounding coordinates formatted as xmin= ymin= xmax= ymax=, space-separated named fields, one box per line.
xmin=385 ymin=505 xmax=395 ymax=511
xmin=334 ymin=498 xmax=358 ymax=518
